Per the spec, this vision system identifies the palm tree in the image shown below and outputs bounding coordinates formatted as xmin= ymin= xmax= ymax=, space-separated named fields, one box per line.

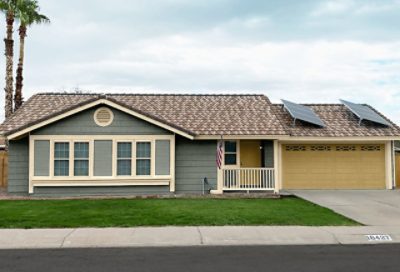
xmin=14 ymin=0 xmax=49 ymax=110
xmin=0 ymin=0 xmax=17 ymax=118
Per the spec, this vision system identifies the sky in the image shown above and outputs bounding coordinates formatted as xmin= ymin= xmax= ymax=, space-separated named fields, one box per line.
xmin=1 ymin=0 xmax=400 ymax=122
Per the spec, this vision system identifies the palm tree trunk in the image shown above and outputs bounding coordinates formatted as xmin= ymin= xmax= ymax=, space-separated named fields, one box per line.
xmin=4 ymin=10 xmax=14 ymax=118
xmin=14 ymin=25 xmax=26 ymax=111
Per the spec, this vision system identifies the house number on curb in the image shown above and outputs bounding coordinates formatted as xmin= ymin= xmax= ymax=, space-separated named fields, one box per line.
xmin=365 ymin=234 xmax=392 ymax=242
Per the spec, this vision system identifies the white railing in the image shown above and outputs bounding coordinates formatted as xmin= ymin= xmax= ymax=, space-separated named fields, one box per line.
xmin=223 ymin=168 xmax=275 ymax=191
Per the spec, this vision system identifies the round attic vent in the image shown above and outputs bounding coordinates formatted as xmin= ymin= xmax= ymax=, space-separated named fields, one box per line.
xmin=94 ymin=107 xmax=114 ymax=127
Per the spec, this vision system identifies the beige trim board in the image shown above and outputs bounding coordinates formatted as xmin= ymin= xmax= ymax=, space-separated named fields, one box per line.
xmin=385 ymin=141 xmax=394 ymax=189
xmin=273 ymin=140 xmax=280 ymax=193
xmin=195 ymin=135 xmax=400 ymax=141
xmin=32 ymin=180 xmax=170 ymax=187
xmin=280 ymin=137 xmax=400 ymax=142
xmin=7 ymin=99 xmax=194 ymax=140
xmin=195 ymin=135 xmax=289 ymax=140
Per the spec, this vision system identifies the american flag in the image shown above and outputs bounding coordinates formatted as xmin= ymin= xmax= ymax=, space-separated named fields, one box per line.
xmin=216 ymin=140 xmax=223 ymax=169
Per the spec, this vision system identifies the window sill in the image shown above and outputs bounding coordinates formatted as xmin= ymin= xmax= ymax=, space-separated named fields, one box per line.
xmin=31 ymin=178 xmax=170 ymax=187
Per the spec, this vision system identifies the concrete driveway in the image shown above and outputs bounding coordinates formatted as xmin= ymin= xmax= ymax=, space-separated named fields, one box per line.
xmin=289 ymin=190 xmax=400 ymax=226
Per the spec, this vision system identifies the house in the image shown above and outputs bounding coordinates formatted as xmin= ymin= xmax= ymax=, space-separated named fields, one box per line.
xmin=0 ymin=93 xmax=399 ymax=197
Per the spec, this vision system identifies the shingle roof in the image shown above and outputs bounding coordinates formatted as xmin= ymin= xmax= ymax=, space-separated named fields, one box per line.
xmin=272 ymin=104 xmax=400 ymax=137
xmin=0 ymin=93 xmax=288 ymax=136
xmin=1 ymin=93 xmax=399 ymax=138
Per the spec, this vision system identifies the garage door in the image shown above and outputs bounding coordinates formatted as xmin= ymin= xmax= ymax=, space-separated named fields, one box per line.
xmin=282 ymin=144 xmax=386 ymax=189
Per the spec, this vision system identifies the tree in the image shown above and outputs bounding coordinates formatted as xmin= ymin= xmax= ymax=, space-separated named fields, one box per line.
xmin=0 ymin=0 xmax=17 ymax=118
xmin=14 ymin=0 xmax=49 ymax=110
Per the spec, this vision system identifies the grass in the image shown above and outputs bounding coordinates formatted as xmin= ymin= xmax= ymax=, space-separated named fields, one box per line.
xmin=0 ymin=197 xmax=360 ymax=228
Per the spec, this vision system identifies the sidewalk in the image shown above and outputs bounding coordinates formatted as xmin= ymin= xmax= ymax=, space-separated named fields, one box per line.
xmin=0 ymin=226 xmax=399 ymax=249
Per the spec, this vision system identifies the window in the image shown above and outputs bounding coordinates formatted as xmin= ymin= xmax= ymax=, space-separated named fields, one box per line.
xmin=310 ymin=145 xmax=331 ymax=151
xmin=361 ymin=145 xmax=381 ymax=151
xmin=74 ymin=142 xmax=89 ymax=176
xmin=136 ymin=142 xmax=151 ymax=175
xmin=54 ymin=142 xmax=69 ymax=176
xmin=224 ymin=141 xmax=237 ymax=165
xmin=117 ymin=142 xmax=132 ymax=176
xmin=336 ymin=145 xmax=356 ymax=151
xmin=285 ymin=145 xmax=307 ymax=151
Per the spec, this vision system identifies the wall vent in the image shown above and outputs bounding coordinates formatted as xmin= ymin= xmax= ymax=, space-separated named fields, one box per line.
xmin=94 ymin=107 xmax=114 ymax=127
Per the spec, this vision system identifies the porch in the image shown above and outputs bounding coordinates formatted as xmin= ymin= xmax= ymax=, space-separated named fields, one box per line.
xmin=214 ymin=139 xmax=279 ymax=194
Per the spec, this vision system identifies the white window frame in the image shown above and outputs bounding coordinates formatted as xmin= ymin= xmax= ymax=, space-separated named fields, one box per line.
xmin=73 ymin=141 xmax=90 ymax=177
xmin=29 ymin=135 xmax=175 ymax=193
xmin=135 ymin=140 xmax=153 ymax=176
xmin=116 ymin=141 xmax=133 ymax=176
xmin=223 ymin=140 xmax=240 ymax=168
xmin=53 ymin=141 xmax=70 ymax=177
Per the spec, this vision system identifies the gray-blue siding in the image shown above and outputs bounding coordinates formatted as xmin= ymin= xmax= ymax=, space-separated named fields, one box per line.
xmin=33 ymin=105 xmax=170 ymax=135
xmin=175 ymin=136 xmax=217 ymax=193
xmin=33 ymin=186 xmax=171 ymax=197
xmin=7 ymin=138 xmax=29 ymax=195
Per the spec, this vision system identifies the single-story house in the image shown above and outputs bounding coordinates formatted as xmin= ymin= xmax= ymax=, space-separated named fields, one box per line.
xmin=0 ymin=93 xmax=399 ymax=197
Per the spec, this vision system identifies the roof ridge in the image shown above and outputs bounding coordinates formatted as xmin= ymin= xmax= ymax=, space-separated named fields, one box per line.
xmin=273 ymin=103 xmax=344 ymax=106
xmin=35 ymin=92 xmax=267 ymax=97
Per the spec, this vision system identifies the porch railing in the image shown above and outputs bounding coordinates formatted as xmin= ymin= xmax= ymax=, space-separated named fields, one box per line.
xmin=222 ymin=168 xmax=275 ymax=191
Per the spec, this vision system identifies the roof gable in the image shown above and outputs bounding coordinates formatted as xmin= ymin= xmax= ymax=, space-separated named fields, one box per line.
xmin=32 ymin=105 xmax=171 ymax=136
xmin=1 ymin=95 xmax=195 ymax=139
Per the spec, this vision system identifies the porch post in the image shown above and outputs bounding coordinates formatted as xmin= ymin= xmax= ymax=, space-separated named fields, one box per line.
xmin=273 ymin=140 xmax=279 ymax=194
xmin=385 ymin=141 xmax=394 ymax=189
xmin=211 ymin=168 xmax=223 ymax=194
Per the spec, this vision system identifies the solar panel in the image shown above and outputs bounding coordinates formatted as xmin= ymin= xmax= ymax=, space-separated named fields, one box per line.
xmin=340 ymin=99 xmax=391 ymax=127
xmin=281 ymin=99 xmax=325 ymax=127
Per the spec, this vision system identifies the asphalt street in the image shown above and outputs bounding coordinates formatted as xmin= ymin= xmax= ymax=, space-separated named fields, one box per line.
xmin=0 ymin=244 xmax=399 ymax=272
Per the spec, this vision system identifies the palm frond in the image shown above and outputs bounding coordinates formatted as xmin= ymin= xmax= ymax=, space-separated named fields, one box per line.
xmin=15 ymin=0 xmax=50 ymax=26
xmin=0 ymin=0 xmax=18 ymax=12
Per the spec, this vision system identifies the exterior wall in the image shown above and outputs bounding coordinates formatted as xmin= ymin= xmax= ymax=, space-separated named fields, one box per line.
xmin=175 ymin=136 xmax=217 ymax=193
xmin=34 ymin=140 xmax=50 ymax=176
xmin=8 ymin=137 xmax=29 ymax=195
xmin=155 ymin=140 xmax=170 ymax=175
xmin=7 ymin=106 xmax=175 ymax=196
xmin=32 ymin=106 xmax=171 ymax=135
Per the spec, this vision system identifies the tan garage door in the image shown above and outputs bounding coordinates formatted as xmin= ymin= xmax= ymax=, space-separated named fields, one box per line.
xmin=282 ymin=144 xmax=386 ymax=189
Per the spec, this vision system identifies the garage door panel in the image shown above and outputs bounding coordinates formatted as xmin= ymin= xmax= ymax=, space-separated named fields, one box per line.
xmin=282 ymin=144 xmax=386 ymax=189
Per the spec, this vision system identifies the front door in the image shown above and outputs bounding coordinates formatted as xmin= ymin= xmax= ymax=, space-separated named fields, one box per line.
xmin=240 ymin=140 xmax=262 ymax=168
xmin=239 ymin=140 xmax=262 ymax=187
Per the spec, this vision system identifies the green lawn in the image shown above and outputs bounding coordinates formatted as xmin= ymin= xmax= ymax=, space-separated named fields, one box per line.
xmin=0 ymin=197 xmax=359 ymax=228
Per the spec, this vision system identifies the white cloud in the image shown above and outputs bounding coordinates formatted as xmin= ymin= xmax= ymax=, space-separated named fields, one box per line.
xmin=354 ymin=1 xmax=400 ymax=15
xmin=311 ymin=0 xmax=354 ymax=16
xmin=15 ymin=34 xmax=400 ymax=122
xmin=311 ymin=0 xmax=400 ymax=17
